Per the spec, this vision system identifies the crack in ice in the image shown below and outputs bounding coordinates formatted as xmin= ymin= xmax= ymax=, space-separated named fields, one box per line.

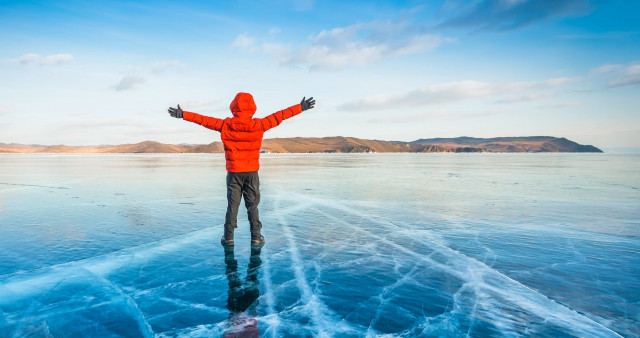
xmin=274 ymin=193 xmax=358 ymax=337
xmin=260 ymin=246 xmax=279 ymax=338
xmin=278 ymin=190 xmax=623 ymax=337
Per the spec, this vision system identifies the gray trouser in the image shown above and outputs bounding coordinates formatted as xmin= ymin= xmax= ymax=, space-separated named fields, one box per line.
xmin=224 ymin=171 xmax=262 ymax=239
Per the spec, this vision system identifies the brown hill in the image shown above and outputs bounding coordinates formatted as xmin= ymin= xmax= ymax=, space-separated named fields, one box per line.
xmin=186 ymin=142 xmax=224 ymax=153
xmin=0 ymin=141 xmax=193 ymax=153
xmin=258 ymin=137 xmax=485 ymax=153
xmin=0 ymin=143 xmax=45 ymax=153
xmin=40 ymin=145 xmax=98 ymax=153
xmin=263 ymin=137 xmax=400 ymax=153
xmin=0 ymin=137 xmax=602 ymax=153
xmin=411 ymin=136 xmax=602 ymax=153
xmin=100 ymin=141 xmax=192 ymax=153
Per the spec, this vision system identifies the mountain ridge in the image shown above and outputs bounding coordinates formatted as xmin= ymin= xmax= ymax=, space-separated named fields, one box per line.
xmin=0 ymin=136 xmax=603 ymax=153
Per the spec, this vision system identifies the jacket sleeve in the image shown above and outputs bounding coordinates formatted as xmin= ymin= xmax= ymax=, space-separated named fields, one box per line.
xmin=259 ymin=104 xmax=303 ymax=131
xmin=183 ymin=111 xmax=224 ymax=132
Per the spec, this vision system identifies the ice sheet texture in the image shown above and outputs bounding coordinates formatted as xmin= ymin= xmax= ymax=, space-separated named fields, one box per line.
xmin=0 ymin=154 xmax=638 ymax=337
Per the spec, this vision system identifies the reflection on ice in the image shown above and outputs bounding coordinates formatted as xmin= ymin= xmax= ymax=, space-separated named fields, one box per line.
xmin=223 ymin=245 xmax=261 ymax=337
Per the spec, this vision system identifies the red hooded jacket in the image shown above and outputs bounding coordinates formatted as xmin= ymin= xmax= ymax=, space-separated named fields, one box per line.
xmin=183 ymin=92 xmax=303 ymax=172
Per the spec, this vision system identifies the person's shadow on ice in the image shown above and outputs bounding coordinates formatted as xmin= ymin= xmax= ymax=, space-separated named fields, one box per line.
xmin=223 ymin=245 xmax=262 ymax=337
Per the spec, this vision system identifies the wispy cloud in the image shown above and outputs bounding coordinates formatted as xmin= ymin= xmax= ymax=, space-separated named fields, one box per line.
xmin=438 ymin=0 xmax=593 ymax=31
xmin=368 ymin=107 xmax=518 ymax=124
xmin=590 ymin=62 xmax=640 ymax=87
xmin=234 ymin=20 xmax=450 ymax=71
xmin=10 ymin=53 xmax=74 ymax=66
xmin=609 ymin=64 xmax=640 ymax=87
xmin=114 ymin=60 xmax=184 ymax=91
xmin=230 ymin=33 xmax=255 ymax=49
xmin=340 ymin=81 xmax=494 ymax=111
xmin=260 ymin=42 xmax=291 ymax=58
xmin=495 ymin=92 xmax=553 ymax=103
xmin=557 ymin=30 xmax=640 ymax=40
xmin=339 ymin=77 xmax=573 ymax=111
xmin=368 ymin=110 xmax=454 ymax=124
xmin=286 ymin=21 xmax=447 ymax=70
xmin=112 ymin=76 xmax=145 ymax=91
xmin=589 ymin=63 xmax=624 ymax=75
xmin=268 ymin=27 xmax=281 ymax=35
xmin=539 ymin=102 xmax=581 ymax=109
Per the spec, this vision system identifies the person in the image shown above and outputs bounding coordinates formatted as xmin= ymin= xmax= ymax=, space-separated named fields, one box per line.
xmin=168 ymin=93 xmax=315 ymax=246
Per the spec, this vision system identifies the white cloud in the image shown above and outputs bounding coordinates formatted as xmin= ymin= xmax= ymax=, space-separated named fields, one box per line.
xmin=558 ymin=31 xmax=640 ymax=41
xmin=261 ymin=42 xmax=291 ymax=57
xmin=285 ymin=42 xmax=389 ymax=70
xmin=13 ymin=53 xmax=42 ymax=64
xmin=0 ymin=107 xmax=10 ymax=116
xmin=495 ymin=93 xmax=553 ymax=104
xmin=268 ymin=27 xmax=281 ymax=35
xmin=339 ymin=81 xmax=495 ymax=111
xmin=544 ymin=77 xmax=573 ymax=86
xmin=589 ymin=62 xmax=640 ymax=88
xmin=539 ymin=102 xmax=581 ymax=109
xmin=589 ymin=64 xmax=623 ymax=75
xmin=113 ymin=60 xmax=184 ymax=91
xmin=234 ymin=20 xmax=449 ymax=71
xmin=112 ymin=76 xmax=145 ymax=91
xmin=279 ymin=21 xmax=446 ymax=70
xmin=369 ymin=110 xmax=454 ymax=123
xmin=609 ymin=64 xmax=640 ymax=87
xmin=230 ymin=33 xmax=255 ymax=49
xmin=438 ymin=0 xmax=593 ymax=31
xmin=339 ymin=78 xmax=574 ymax=111
xmin=11 ymin=53 xmax=74 ymax=66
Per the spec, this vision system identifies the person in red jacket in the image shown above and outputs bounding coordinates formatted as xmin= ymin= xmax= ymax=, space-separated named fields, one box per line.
xmin=168 ymin=93 xmax=315 ymax=247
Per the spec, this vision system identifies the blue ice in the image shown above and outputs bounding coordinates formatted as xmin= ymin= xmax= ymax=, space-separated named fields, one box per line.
xmin=0 ymin=154 xmax=638 ymax=336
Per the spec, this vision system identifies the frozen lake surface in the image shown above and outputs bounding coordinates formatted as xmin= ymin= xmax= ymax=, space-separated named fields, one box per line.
xmin=0 ymin=153 xmax=638 ymax=337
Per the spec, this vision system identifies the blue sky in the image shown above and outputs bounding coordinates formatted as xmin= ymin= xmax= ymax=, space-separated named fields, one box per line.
xmin=1 ymin=0 xmax=639 ymax=148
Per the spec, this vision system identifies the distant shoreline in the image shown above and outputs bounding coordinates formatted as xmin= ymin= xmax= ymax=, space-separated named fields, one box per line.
xmin=0 ymin=136 xmax=603 ymax=154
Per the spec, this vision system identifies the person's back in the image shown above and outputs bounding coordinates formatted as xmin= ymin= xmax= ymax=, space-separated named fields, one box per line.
xmin=168 ymin=93 xmax=315 ymax=246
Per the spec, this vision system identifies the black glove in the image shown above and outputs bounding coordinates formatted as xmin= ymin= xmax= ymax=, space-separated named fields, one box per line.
xmin=301 ymin=96 xmax=315 ymax=111
xmin=168 ymin=104 xmax=183 ymax=119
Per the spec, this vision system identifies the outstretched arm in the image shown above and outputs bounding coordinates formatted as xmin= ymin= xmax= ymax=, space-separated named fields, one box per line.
xmin=259 ymin=97 xmax=315 ymax=131
xmin=168 ymin=104 xmax=224 ymax=132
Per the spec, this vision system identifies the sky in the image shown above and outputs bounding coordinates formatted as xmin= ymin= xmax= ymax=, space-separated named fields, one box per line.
xmin=0 ymin=0 xmax=639 ymax=149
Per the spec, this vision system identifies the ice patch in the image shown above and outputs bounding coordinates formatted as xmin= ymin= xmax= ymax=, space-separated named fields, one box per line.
xmin=0 ymin=227 xmax=218 ymax=304
xmin=274 ymin=195 xmax=361 ymax=337
xmin=275 ymin=189 xmax=622 ymax=337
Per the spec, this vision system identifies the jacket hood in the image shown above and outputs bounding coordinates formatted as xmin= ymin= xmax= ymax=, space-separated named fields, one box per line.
xmin=229 ymin=92 xmax=256 ymax=119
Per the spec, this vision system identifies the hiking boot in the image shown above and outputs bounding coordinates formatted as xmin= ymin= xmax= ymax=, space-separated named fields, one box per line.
xmin=221 ymin=236 xmax=234 ymax=246
xmin=250 ymin=235 xmax=265 ymax=247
